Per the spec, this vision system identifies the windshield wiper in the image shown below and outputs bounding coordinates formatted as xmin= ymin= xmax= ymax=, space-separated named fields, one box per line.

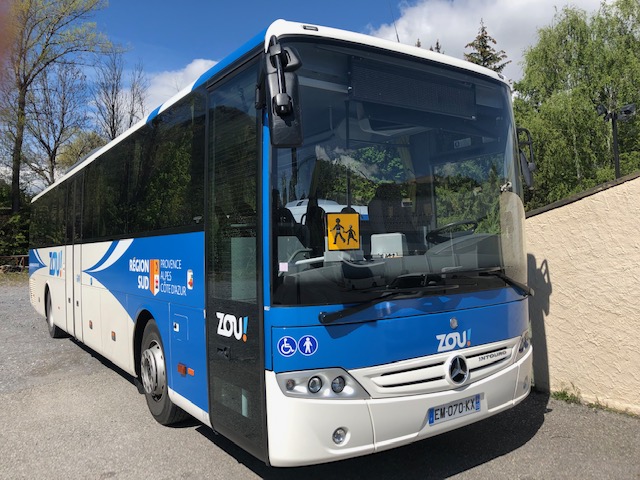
xmin=445 ymin=266 xmax=534 ymax=297
xmin=319 ymin=283 xmax=459 ymax=325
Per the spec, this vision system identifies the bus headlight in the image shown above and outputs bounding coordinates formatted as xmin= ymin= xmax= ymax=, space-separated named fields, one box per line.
xmin=308 ymin=376 xmax=323 ymax=393
xmin=331 ymin=376 xmax=346 ymax=393
xmin=276 ymin=368 xmax=370 ymax=399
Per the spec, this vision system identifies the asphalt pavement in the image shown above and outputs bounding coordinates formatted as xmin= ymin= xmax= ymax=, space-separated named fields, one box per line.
xmin=1 ymin=273 xmax=638 ymax=479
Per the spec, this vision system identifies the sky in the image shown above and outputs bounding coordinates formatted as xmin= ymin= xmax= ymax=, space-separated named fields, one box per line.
xmin=94 ymin=0 xmax=605 ymax=111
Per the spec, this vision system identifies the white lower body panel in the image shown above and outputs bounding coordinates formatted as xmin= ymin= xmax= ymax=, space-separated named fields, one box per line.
xmin=265 ymin=347 xmax=532 ymax=467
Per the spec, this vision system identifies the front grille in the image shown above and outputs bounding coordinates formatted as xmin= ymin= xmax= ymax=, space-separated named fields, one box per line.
xmin=350 ymin=337 xmax=519 ymax=398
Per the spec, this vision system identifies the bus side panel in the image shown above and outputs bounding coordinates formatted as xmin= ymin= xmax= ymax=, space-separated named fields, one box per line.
xmin=28 ymin=249 xmax=49 ymax=317
xmin=29 ymin=247 xmax=67 ymax=333
xmin=83 ymin=233 xmax=207 ymax=405
xmin=100 ymin=287 xmax=132 ymax=373
xmin=81 ymin=283 xmax=102 ymax=354
xmin=168 ymin=304 xmax=208 ymax=413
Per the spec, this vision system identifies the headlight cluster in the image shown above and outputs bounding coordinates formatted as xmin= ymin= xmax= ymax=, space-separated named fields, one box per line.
xmin=276 ymin=368 xmax=369 ymax=399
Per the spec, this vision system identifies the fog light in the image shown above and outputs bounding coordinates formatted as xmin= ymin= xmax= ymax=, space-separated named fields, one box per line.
xmin=332 ymin=427 xmax=347 ymax=445
xmin=331 ymin=376 xmax=346 ymax=393
xmin=286 ymin=379 xmax=295 ymax=391
xmin=308 ymin=376 xmax=322 ymax=394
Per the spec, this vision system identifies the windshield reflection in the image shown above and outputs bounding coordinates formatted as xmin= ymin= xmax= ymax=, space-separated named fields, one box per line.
xmin=271 ymin=41 xmax=525 ymax=307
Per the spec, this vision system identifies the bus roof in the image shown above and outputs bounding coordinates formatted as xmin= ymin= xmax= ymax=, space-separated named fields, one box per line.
xmin=33 ymin=19 xmax=507 ymax=203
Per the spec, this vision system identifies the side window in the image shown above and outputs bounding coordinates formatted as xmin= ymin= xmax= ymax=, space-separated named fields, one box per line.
xmin=129 ymin=93 xmax=206 ymax=233
xmin=81 ymin=92 xmax=206 ymax=241
xmin=208 ymin=64 xmax=259 ymax=303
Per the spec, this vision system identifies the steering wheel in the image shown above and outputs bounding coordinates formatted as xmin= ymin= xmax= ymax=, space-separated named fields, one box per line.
xmin=426 ymin=219 xmax=478 ymax=245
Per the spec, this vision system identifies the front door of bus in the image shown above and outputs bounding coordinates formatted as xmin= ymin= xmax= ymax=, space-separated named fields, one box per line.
xmin=206 ymin=62 xmax=267 ymax=461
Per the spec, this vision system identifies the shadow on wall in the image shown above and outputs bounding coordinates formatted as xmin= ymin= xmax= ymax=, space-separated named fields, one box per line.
xmin=528 ymin=254 xmax=551 ymax=392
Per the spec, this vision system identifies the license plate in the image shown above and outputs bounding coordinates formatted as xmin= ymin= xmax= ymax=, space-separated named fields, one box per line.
xmin=428 ymin=394 xmax=481 ymax=426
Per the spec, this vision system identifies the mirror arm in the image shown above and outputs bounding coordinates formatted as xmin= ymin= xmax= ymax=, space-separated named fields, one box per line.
xmin=268 ymin=36 xmax=292 ymax=116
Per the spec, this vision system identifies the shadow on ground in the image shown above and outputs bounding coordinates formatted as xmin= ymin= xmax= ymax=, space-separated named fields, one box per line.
xmin=196 ymin=389 xmax=550 ymax=479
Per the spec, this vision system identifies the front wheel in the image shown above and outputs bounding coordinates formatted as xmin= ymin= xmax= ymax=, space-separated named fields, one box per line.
xmin=140 ymin=320 xmax=187 ymax=425
xmin=45 ymin=291 xmax=65 ymax=338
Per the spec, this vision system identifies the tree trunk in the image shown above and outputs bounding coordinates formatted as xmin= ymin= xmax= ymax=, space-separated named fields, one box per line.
xmin=11 ymin=87 xmax=27 ymax=214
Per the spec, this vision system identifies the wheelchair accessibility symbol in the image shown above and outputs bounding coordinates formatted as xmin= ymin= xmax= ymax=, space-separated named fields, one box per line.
xmin=277 ymin=336 xmax=297 ymax=357
xmin=277 ymin=335 xmax=319 ymax=357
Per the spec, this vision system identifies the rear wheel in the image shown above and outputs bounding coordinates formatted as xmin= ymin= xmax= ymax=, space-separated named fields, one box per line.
xmin=140 ymin=320 xmax=187 ymax=425
xmin=45 ymin=291 xmax=64 ymax=338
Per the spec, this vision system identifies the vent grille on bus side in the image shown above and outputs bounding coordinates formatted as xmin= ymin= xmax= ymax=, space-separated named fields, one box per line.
xmin=29 ymin=278 xmax=36 ymax=305
xmin=350 ymin=337 xmax=519 ymax=398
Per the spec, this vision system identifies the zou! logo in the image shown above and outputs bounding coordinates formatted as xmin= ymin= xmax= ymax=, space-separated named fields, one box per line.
xmin=49 ymin=250 xmax=63 ymax=277
xmin=436 ymin=330 xmax=471 ymax=352
xmin=216 ymin=312 xmax=248 ymax=342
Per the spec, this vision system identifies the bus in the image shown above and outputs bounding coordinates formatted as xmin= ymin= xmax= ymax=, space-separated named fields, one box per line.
xmin=29 ymin=19 xmax=535 ymax=467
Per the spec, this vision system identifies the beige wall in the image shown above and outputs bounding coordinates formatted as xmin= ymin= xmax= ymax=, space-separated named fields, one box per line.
xmin=526 ymin=176 xmax=640 ymax=415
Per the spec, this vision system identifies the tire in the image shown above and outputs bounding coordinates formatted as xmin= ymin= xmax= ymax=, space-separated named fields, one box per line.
xmin=140 ymin=320 xmax=188 ymax=425
xmin=45 ymin=291 xmax=65 ymax=339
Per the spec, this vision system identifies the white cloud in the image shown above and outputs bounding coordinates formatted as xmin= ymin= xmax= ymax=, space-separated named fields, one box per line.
xmin=369 ymin=0 xmax=605 ymax=82
xmin=145 ymin=58 xmax=216 ymax=113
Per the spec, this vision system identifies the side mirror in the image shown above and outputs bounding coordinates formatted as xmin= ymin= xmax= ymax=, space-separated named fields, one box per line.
xmin=517 ymin=128 xmax=536 ymax=189
xmin=261 ymin=37 xmax=303 ymax=147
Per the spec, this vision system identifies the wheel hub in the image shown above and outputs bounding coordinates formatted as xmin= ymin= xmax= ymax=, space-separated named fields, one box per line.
xmin=141 ymin=341 xmax=166 ymax=397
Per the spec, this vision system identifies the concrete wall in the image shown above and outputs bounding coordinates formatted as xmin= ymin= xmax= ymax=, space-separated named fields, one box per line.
xmin=526 ymin=174 xmax=640 ymax=415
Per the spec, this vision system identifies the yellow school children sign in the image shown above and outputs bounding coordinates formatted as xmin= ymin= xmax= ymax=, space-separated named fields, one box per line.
xmin=326 ymin=213 xmax=360 ymax=251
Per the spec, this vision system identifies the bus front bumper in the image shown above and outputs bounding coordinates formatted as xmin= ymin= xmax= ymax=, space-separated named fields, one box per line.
xmin=265 ymin=346 xmax=532 ymax=467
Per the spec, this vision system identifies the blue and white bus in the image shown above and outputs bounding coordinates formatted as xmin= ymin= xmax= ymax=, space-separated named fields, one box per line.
xmin=29 ymin=20 xmax=534 ymax=467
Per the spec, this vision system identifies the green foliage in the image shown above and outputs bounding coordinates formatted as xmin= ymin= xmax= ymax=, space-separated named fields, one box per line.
xmin=0 ymin=180 xmax=30 ymax=256
xmin=515 ymin=0 xmax=640 ymax=209
xmin=464 ymin=19 xmax=510 ymax=73
xmin=434 ymin=157 xmax=502 ymax=234
xmin=0 ymin=212 xmax=30 ymax=255
xmin=57 ymin=130 xmax=106 ymax=171
xmin=312 ymin=144 xmax=407 ymax=206
xmin=552 ymin=388 xmax=582 ymax=405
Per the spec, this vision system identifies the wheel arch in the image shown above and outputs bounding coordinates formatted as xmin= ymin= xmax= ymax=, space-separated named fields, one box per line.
xmin=44 ymin=283 xmax=51 ymax=312
xmin=133 ymin=309 xmax=154 ymax=378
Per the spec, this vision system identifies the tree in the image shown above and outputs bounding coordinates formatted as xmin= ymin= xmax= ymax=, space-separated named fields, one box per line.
xmin=0 ymin=1 xmax=14 ymax=73
xmin=56 ymin=130 xmax=105 ymax=171
xmin=514 ymin=0 xmax=640 ymax=209
xmin=464 ymin=19 xmax=510 ymax=73
xmin=2 ymin=0 xmax=109 ymax=213
xmin=429 ymin=40 xmax=444 ymax=54
xmin=94 ymin=49 xmax=148 ymax=141
xmin=24 ymin=62 xmax=89 ymax=185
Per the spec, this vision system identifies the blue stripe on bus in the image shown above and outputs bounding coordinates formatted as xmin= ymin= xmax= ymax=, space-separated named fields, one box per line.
xmin=84 ymin=240 xmax=120 ymax=272
xmin=146 ymin=28 xmax=267 ymax=125
xmin=265 ymin=289 xmax=527 ymax=372
xmin=192 ymin=28 xmax=267 ymax=91
xmin=29 ymin=249 xmax=47 ymax=276
xmin=146 ymin=105 xmax=162 ymax=123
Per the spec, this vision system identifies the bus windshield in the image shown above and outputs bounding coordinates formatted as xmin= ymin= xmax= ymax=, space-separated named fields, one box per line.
xmin=271 ymin=40 xmax=526 ymax=307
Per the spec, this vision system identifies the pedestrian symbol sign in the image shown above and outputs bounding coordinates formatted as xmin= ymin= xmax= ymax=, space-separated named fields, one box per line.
xmin=298 ymin=335 xmax=318 ymax=356
xmin=326 ymin=213 xmax=360 ymax=251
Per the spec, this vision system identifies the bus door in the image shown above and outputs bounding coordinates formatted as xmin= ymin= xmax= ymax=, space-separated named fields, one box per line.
xmin=64 ymin=174 xmax=84 ymax=341
xmin=206 ymin=61 xmax=268 ymax=462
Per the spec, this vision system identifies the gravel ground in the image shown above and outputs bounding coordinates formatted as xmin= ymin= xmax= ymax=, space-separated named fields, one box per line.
xmin=0 ymin=273 xmax=100 ymax=396
xmin=1 ymin=272 xmax=639 ymax=480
